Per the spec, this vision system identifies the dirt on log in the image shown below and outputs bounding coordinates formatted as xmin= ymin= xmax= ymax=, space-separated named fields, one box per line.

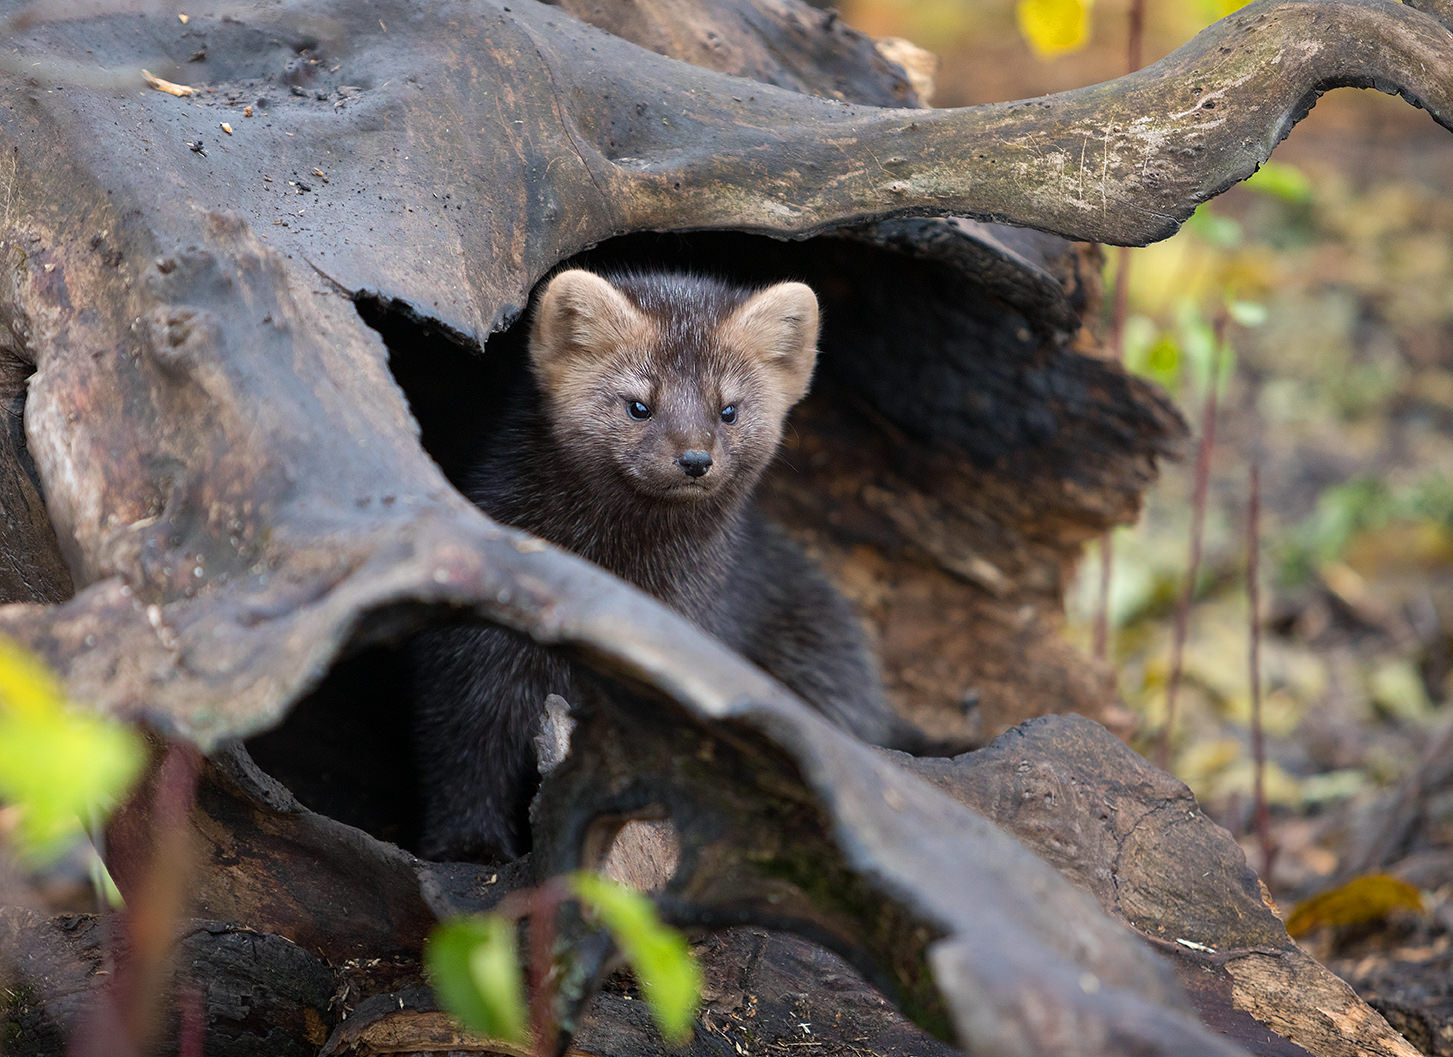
xmin=1 ymin=0 xmax=1452 ymax=1055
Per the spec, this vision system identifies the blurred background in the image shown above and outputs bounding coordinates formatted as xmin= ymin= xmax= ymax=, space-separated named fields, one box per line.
xmin=837 ymin=0 xmax=1453 ymax=1042
xmin=1 ymin=0 xmax=1448 ymax=1049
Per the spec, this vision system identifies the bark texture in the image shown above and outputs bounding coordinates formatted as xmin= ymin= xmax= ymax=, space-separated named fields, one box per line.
xmin=1 ymin=1 xmax=1450 ymax=1055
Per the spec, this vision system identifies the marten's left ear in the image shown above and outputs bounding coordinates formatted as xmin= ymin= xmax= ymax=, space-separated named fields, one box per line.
xmin=722 ymin=282 xmax=820 ymax=407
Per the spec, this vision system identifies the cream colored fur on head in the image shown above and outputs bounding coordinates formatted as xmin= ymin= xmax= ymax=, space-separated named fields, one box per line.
xmin=528 ymin=270 xmax=652 ymax=397
xmin=718 ymin=280 xmax=819 ymax=408
xmin=530 ymin=269 xmax=821 ymax=412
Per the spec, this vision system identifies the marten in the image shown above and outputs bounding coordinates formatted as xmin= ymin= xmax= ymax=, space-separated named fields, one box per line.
xmin=412 ymin=269 xmax=911 ymax=862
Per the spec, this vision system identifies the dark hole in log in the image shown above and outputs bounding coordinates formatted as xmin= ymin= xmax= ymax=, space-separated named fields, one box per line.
xmin=244 ymin=227 xmax=1159 ymax=849
xmin=244 ymin=642 xmax=424 ymax=849
xmin=0 ymin=340 xmax=74 ymax=607
xmin=249 ymin=229 xmax=1004 ymax=851
xmin=353 ymin=227 xmax=1085 ymax=474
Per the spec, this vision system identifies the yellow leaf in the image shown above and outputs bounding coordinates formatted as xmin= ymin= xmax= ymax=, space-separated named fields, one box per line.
xmin=1017 ymin=0 xmax=1091 ymax=58
xmin=0 ymin=637 xmax=64 ymax=720
xmin=1285 ymin=874 xmax=1424 ymax=937
xmin=0 ymin=638 xmax=146 ymax=861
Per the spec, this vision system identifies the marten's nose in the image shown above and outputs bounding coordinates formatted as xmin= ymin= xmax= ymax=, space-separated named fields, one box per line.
xmin=677 ymin=449 xmax=712 ymax=478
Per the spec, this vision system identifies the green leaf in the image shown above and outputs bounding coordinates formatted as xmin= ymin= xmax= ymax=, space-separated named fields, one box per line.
xmin=424 ymin=915 xmax=529 ymax=1047
xmin=571 ymin=872 xmax=702 ymax=1045
xmin=1184 ymin=203 xmax=1244 ymax=249
xmin=1226 ymin=299 xmax=1268 ymax=327
xmin=0 ymin=638 xmax=145 ymax=863
xmin=1143 ymin=333 xmax=1183 ymax=389
xmin=1015 ymin=0 xmax=1091 ymax=58
xmin=1244 ymin=161 xmax=1314 ymax=204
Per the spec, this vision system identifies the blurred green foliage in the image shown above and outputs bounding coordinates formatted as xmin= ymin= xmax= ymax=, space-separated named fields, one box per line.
xmin=1275 ymin=475 xmax=1453 ymax=588
xmin=426 ymin=913 xmax=530 ymax=1047
xmin=425 ymin=872 xmax=702 ymax=1050
xmin=571 ymin=872 xmax=702 ymax=1044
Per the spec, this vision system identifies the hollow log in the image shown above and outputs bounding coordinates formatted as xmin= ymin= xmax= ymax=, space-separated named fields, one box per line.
xmin=1 ymin=1 xmax=1450 ymax=1055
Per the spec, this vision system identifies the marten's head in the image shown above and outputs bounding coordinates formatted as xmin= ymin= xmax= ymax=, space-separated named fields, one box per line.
xmin=528 ymin=269 xmax=819 ymax=506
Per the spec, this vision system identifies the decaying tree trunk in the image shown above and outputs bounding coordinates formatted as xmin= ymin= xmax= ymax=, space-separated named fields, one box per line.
xmin=1 ymin=0 xmax=1451 ymax=1054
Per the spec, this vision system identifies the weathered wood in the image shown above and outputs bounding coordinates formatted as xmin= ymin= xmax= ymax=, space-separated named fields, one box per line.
xmin=547 ymin=0 xmax=924 ymax=107
xmin=7 ymin=707 xmax=1422 ymax=1057
xmin=0 ymin=907 xmax=337 ymax=1057
xmin=0 ymin=1 xmax=1448 ymax=1054
xmin=24 ymin=711 xmax=1418 ymax=1057
xmin=533 ymin=705 xmax=1246 ymax=1056
xmin=906 ymin=717 xmax=1421 ymax=1057
xmin=0 ymin=0 xmax=1447 ymax=745
xmin=1 ymin=911 xmax=957 ymax=1057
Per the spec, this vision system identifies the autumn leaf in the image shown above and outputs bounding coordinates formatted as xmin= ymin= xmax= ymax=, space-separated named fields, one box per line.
xmin=1016 ymin=0 xmax=1091 ymax=58
xmin=1286 ymin=874 xmax=1425 ymax=937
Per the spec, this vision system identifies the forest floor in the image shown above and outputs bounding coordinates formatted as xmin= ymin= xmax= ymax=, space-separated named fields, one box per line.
xmin=1059 ymin=89 xmax=1453 ymax=1056
xmin=1097 ymin=99 xmax=1451 ymax=1053
xmin=845 ymin=4 xmax=1453 ymax=1047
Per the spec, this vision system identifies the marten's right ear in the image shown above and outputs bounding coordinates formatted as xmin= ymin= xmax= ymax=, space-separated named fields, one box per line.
xmin=530 ymin=270 xmax=648 ymax=389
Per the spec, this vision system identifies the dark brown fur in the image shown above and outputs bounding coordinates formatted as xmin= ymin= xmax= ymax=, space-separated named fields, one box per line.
xmin=411 ymin=270 xmax=906 ymax=861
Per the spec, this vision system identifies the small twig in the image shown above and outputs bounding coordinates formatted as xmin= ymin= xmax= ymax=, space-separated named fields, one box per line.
xmin=178 ymin=984 xmax=205 ymax=1057
xmin=69 ymin=742 xmax=203 ymax=1057
xmin=1158 ymin=312 xmax=1227 ymax=771
xmin=528 ymin=879 xmax=566 ymax=1057
xmin=1092 ymin=0 xmax=1146 ymax=661
xmin=1127 ymin=0 xmax=1146 ymax=71
xmin=1092 ymin=534 xmax=1114 ymax=662
xmin=1247 ymin=458 xmax=1275 ymax=883
xmin=141 ymin=68 xmax=196 ymax=97
xmin=1093 ymin=244 xmax=1135 ymax=663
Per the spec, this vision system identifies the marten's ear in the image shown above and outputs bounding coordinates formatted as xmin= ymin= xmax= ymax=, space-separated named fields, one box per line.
xmin=721 ymin=281 xmax=820 ymax=407
xmin=530 ymin=270 xmax=648 ymax=386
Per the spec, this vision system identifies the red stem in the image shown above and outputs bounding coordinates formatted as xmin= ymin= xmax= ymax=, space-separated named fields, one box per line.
xmin=178 ymin=984 xmax=206 ymax=1057
xmin=70 ymin=741 xmax=203 ymax=1057
xmin=1092 ymin=0 xmax=1145 ymax=659
xmin=1158 ymin=318 xmax=1226 ymax=771
xmin=528 ymin=880 xmax=565 ymax=1057
xmin=1247 ymin=459 xmax=1276 ymax=883
xmin=1127 ymin=0 xmax=1146 ymax=72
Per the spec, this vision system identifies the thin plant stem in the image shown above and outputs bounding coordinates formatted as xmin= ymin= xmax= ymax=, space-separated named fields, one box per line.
xmin=528 ymin=880 xmax=565 ymax=1057
xmin=1127 ymin=0 xmax=1146 ymax=71
xmin=1093 ymin=0 xmax=1146 ymax=659
xmin=178 ymin=985 xmax=206 ymax=1057
xmin=1247 ymin=458 xmax=1275 ymax=883
xmin=1093 ymin=531 xmax=1114 ymax=661
xmin=1093 ymin=245 xmax=1136 ymax=662
xmin=1158 ymin=316 xmax=1227 ymax=771
xmin=71 ymin=742 xmax=203 ymax=1057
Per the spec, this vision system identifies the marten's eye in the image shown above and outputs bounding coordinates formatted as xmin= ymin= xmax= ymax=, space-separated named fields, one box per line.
xmin=626 ymin=400 xmax=652 ymax=421
xmin=720 ymin=404 xmax=738 ymax=424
